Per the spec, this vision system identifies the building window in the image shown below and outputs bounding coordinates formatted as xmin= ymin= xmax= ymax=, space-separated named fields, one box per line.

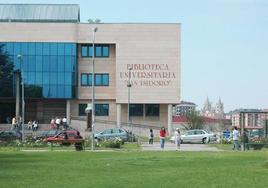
xmin=81 ymin=46 xmax=88 ymax=57
xmin=130 ymin=104 xmax=143 ymax=116
xmin=79 ymin=104 xmax=87 ymax=116
xmin=145 ymin=104 xmax=160 ymax=116
xmin=95 ymin=104 xmax=109 ymax=116
xmin=80 ymin=44 xmax=109 ymax=58
xmin=79 ymin=103 xmax=109 ymax=116
xmin=81 ymin=73 xmax=89 ymax=86
xmin=80 ymin=73 xmax=109 ymax=86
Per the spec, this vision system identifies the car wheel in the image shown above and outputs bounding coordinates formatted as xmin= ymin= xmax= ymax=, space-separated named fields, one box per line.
xmin=202 ymin=137 xmax=209 ymax=144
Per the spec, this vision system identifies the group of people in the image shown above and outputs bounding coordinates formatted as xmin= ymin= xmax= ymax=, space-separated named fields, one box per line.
xmin=10 ymin=116 xmax=38 ymax=131
xmin=232 ymin=126 xmax=249 ymax=150
xmin=27 ymin=120 xmax=39 ymax=131
xmin=148 ymin=127 xmax=181 ymax=150
xmin=50 ymin=117 xmax=68 ymax=130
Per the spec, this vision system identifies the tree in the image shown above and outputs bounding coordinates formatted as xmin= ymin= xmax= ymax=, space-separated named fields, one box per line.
xmin=184 ymin=111 xmax=204 ymax=130
xmin=0 ymin=44 xmax=13 ymax=97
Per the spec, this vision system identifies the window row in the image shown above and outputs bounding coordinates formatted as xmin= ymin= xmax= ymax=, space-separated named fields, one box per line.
xmin=81 ymin=73 xmax=109 ymax=86
xmin=79 ymin=104 xmax=109 ymax=116
xmin=78 ymin=104 xmax=159 ymax=117
xmin=19 ymin=72 xmax=76 ymax=85
xmin=130 ymin=104 xmax=160 ymax=117
xmin=81 ymin=44 xmax=109 ymax=58
xmin=0 ymin=42 xmax=76 ymax=56
xmin=11 ymin=55 xmax=76 ymax=72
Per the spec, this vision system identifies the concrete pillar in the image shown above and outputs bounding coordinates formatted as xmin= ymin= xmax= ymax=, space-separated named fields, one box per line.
xmin=167 ymin=104 xmax=173 ymax=135
xmin=116 ymin=104 xmax=121 ymax=127
xmin=66 ymin=100 xmax=71 ymax=125
xmin=15 ymin=71 xmax=20 ymax=120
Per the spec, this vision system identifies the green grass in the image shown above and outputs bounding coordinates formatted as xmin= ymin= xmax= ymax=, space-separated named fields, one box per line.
xmin=0 ymin=150 xmax=268 ymax=188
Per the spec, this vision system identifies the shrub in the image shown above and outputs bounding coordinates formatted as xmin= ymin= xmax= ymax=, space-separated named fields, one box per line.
xmin=220 ymin=138 xmax=232 ymax=144
xmin=99 ymin=138 xmax=123 ymax=148
xmin=249 ymin=137 xmax=268 ymax=150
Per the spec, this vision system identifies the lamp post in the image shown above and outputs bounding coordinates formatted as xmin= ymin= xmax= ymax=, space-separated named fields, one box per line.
xmin=17 ymin=54 xmax=24 ymax=142
xmin=127 ymin=67 xmax=132 ymax=140
xmin=91 ymin=27 xmax=98 ymax=151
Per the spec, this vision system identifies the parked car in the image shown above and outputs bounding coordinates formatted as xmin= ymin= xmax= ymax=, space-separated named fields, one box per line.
xmin=0 ymin=130 xmax=21 ymax=141
xmin=95 ymin=128 xmax=135 ymax=142
xmin=43 ymin=130 xmax=83 ymax=145
xmin=170 ymin=129 xmax=217 ymax=144
xmin=34 ymin=130 xmax=62 ymax=140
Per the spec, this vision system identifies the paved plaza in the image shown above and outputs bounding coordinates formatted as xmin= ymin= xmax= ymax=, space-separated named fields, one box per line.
xmin=141 ymin=142 xmax=222 ymax=151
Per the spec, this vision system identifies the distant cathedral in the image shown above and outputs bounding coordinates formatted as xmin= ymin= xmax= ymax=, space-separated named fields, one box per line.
xmin=201 ymin=97 xmax=224 ymax=118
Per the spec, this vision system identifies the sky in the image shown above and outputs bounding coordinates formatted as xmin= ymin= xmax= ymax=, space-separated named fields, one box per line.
xmin=1 ymin=0 xmax=268 ymax=112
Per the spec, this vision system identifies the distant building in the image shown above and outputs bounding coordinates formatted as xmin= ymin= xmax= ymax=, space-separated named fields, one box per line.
xmin=201 ymin=97 xmax=225 ymax=119
xmin=230 ymin=109 xmax=267 ymax=129
xmin=173 ymin=101 xmax=196 ymax=116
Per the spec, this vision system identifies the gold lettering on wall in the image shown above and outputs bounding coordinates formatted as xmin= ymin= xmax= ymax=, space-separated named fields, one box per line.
xmin=120 ymin=64 xmax=176 ymax=87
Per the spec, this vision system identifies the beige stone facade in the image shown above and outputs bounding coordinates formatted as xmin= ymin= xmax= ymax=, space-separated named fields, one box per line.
xmin=0 ymin=22 xmax=180 ymax=132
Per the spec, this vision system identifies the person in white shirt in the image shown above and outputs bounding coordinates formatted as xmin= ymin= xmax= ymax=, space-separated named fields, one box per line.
xmin=232 ymin=126 xmax=240 ymax=150
xmin=62 ymin=117 xmax=67 ymax=129
xmin=174 ymin=128 xmax=181 ymax=150
xmin=55 ymin=117 xmax=61 ymax=130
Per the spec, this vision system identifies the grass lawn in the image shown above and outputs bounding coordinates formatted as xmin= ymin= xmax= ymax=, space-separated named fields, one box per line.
xmin=0 ymin=150 xmax=268 ymax=188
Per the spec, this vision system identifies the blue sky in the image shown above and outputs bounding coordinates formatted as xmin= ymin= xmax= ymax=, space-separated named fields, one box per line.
xmin=1 ymin=0 xmax=268 ymax=112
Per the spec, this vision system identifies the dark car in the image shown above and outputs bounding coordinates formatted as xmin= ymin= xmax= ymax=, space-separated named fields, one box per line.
xmin=0 ymin=130 xmax=21 ymax=141
xmin=95 ymin=128 xmax=136 ymax=142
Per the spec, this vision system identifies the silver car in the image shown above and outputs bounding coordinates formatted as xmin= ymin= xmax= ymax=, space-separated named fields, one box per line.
xmin=170 ymin=129 xmax=216 ymax=144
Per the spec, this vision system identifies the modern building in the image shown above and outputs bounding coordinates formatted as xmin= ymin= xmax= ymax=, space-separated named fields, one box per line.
xmin=230 ymin=109 xmax=267 ymax=129
xmin=0 ymin=4 xmax=181 ymax=132
xmin=172 ymin=101 xmax=196 ymax=116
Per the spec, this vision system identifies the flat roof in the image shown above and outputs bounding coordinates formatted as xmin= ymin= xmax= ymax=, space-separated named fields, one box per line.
xmin=0 ymin=4 xmax=80 ymax=23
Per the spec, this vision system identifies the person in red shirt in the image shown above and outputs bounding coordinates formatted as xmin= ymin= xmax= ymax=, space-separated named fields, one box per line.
xmin=159 ymin=127 xmax=167 ymax=149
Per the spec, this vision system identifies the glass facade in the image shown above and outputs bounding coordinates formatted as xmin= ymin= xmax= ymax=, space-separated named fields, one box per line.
xmin=0 ymin=42 xmax=77 ymax=99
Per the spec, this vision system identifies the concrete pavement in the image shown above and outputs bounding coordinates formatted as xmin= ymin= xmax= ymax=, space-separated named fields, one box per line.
xmin=141 ymin=142 xmax=222 ymax=151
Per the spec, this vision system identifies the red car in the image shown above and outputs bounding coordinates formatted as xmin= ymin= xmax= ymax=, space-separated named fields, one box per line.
xmin=44 ymin=130 xmax=84 ymax=145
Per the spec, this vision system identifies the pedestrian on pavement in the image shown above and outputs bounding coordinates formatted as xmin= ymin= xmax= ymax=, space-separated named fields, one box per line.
xmin=174 ymin=128 xmax=181 ymax=150
xmin=242 ymin=130 xmax=249 ymax=150
xmin=232 ymin=126 xmax=240 ymax=150
xmin=148 ymin=129 xmax=154 ymax=144
xmin=11 ymin=116 xmax=17 ymax=129
xmin=159 ymin=127 xmax=167 ymax=149
xmin=55 ymin=117 xmax=61 ymax=130
xmin=62 ymin=117 xmax=68 ymax=129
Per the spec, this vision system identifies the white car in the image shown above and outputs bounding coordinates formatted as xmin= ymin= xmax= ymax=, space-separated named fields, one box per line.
xmin=170 ymin=129 xmax=217 ymax=144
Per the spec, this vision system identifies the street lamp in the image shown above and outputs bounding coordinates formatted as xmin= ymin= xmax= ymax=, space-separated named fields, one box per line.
xmin=91 ymin=27 xmax=98 ymax=151
xmin=17 ymin=54 xmax=25 ymax=142
xmin=127 ymin=67 xmax=132 ymax=140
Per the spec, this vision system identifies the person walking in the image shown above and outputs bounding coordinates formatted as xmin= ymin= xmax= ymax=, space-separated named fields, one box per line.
xmin=55 ymin=117 xmax=61 ymax=130
xmin=159 ymin=127 xmax=167 ymax=149
xmin=174 ymin=128 xmax=181 ymax=150
xmin=148 ymin=129 xmax=154 ymax=144
xmin=232 ymin=126 xmax=240 ymax=150
xmin=242 ymin=130 xmax=249 ymax=150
